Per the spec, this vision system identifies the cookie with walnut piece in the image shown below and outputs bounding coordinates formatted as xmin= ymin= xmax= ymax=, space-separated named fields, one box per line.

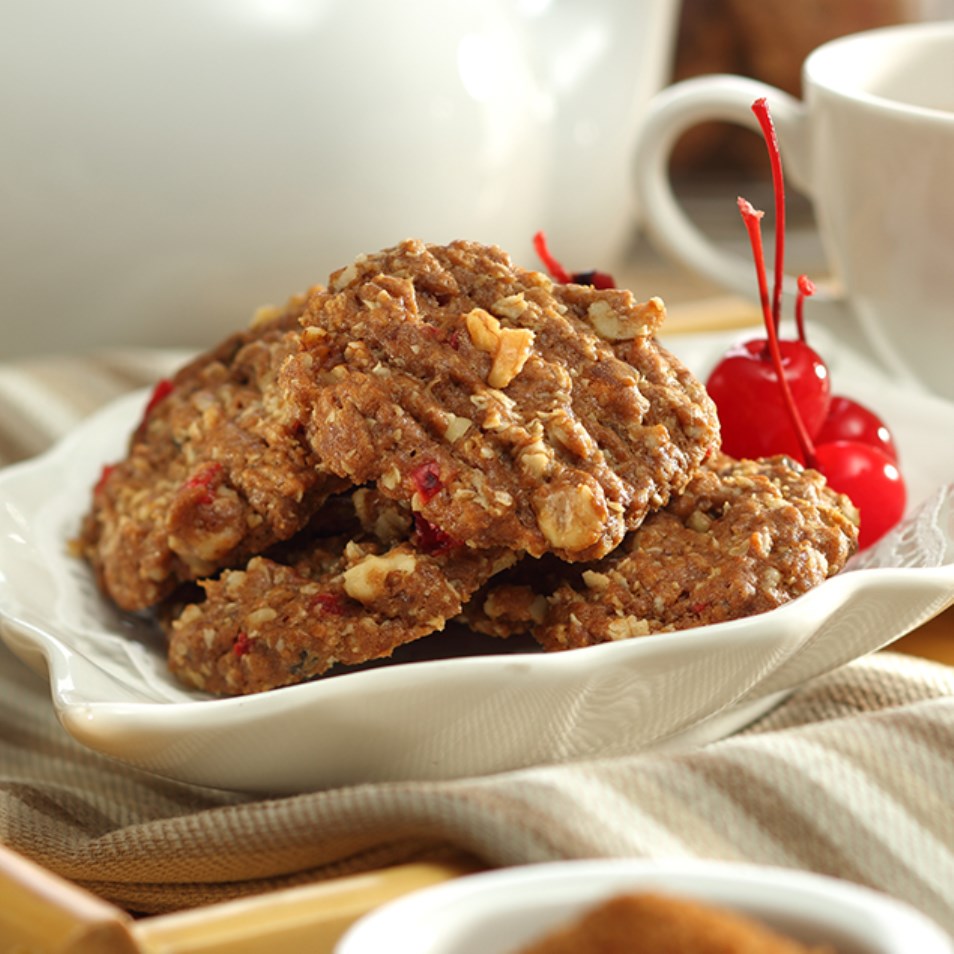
xmin=463 ymin=454 xmax=859 ymax=647
xmin=164 ymin=488 xmax=517 ymax=695
xmin=280 ymin=239 xmax=720 ymax=564
xmin=77 ymin=294 xmax=345 ymax=612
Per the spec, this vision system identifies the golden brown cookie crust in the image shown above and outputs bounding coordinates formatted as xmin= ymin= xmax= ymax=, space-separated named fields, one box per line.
xmin=539 ymin=454 xmax=859 ymax=648
xmin=465 ymin=455 xmax=859 ymax=648
xmin=281 ymin=239 xmax=719 ymax=563
xmin=77 ymin=294 xmax=343 ymax=611
xmin=165 ymin=491 xmax=517 ymax=695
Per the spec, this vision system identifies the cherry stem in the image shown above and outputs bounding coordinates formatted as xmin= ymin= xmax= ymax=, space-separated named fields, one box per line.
xmin=737 ymin=198 xmax=773 ymax=339
xmin=532 ymin=231 xmax=573 ymax=284
xmin=752 ymin=98 xmax=785 ymax=333
xmin=738 ymin=197 xmax=817 ymax=468
xmin=795 ymin=274 xmax=816 ymax=343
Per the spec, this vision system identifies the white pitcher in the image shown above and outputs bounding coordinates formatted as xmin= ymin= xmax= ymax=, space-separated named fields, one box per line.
xmin=1 ymin=0 xmax=678 ymax=358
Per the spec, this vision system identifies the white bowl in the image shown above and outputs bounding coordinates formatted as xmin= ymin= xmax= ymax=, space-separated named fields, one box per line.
xmin=1 ymin=335 xmax=953 ymax=793
xmin=334 ymin=859 xmax=953 ymax=954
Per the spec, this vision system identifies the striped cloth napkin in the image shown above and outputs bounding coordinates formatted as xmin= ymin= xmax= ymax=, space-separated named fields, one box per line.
xmin=1 ymin=350 xmax=954 ymax=931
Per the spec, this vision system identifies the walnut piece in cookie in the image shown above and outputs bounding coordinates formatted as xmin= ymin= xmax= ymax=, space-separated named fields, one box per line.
xmin=463 ymin=455 xmax=859 ymax=648
xmin=77 ymin=293 xmax=344 ymax=611
xmin=164 ymin=491 xmax=517 ymax=695
xmin=280 ymin=239 xmax=720 ymax=563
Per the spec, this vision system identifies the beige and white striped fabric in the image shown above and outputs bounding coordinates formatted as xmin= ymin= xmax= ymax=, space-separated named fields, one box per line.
xmin=1 ymin=351 xmax=954 ymax=933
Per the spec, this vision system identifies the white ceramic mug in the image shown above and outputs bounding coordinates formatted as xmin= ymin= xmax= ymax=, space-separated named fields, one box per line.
xmin=635 ymin=20 xmax=954 ymax=400
xmin=0 ymin=0 xmax=678 ymax=358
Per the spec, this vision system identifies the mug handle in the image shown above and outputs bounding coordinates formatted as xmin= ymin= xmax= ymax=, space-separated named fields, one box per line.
xmin=634 ymin=74 xmax=836 ymax=302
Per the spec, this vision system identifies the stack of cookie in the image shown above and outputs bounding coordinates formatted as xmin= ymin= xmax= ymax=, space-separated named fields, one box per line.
xmin=77 ymin=240 xmax=859 ymax=695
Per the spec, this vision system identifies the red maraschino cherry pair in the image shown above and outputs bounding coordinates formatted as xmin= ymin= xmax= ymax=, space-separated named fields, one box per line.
xmin=706 ymin=98 xmax=905 ymax=549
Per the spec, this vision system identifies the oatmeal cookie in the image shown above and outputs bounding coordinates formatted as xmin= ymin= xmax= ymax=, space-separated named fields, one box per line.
xmin=165 ymin=490 xmax=516 ymax=695
xmin=464 ymin=455 xmax=859 ymax=648
xmin=280 ymin=239 xmax=719 ymax=563
xmin=77 ymin=294 xmax=344 ymax=611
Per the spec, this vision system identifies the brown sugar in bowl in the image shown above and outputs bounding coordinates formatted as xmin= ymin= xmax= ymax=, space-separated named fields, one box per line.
xmin=335 ymin=859 xmax=952 ymax=954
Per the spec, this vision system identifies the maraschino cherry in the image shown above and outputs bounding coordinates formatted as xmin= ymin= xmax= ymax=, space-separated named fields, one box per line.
xmin=706 ymin=333 xmax=829 ymax=464
xmin=706 ymin=99 xmax=831 ymax=463
xmin=708 ymin=97 xmax=899 ymax=467
xmin=816 ymin=396 xmax=899 ymax=463
xmin=735 ymin=197 xmax=906 ymax=550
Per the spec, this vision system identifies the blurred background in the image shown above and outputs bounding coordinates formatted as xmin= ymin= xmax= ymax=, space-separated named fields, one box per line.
xmin=669 ymin=0 xmax=943 ymax=177
xmin=627 ymin=0 xmax=954 ymax=309
xmin=1 ymin=0 xmax=949 ymax=359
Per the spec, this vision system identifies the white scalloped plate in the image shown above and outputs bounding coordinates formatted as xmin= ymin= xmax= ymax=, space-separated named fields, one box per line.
xmin=1 ymin=339 xmax=953 ymax=794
